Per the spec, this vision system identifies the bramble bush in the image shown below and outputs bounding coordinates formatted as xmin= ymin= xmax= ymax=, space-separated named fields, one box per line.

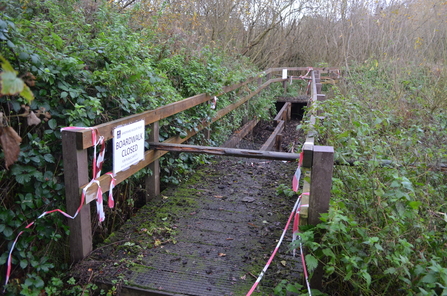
xmin=0 ymin=0 xmax=274 ymax=294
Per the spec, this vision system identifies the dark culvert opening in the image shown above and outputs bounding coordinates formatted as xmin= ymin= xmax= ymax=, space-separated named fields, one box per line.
xmin=275 ymin=102 xmax=307 ymax=120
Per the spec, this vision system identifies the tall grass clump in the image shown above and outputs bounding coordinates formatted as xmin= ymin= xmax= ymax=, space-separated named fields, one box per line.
xmin=301 ymin=60 xmax=447 ymax=295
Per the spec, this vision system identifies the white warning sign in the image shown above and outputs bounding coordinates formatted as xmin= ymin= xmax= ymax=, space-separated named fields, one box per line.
xmin=113 ymin=120 xmax=145 ymax=174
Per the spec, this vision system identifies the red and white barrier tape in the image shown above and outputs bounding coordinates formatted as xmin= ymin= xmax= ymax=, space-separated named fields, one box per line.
xmin=292 ymin=152 xmax=303 ymax=192
xmin=246 ymin=192 xmax=312 ymax=296
xmin=246 ymin=195 xmax=303 ymax=296
xmin=94 ymin=135 xmax=105 ymax=179
xmin=295 ymin=199 xmax=312 ymax=295
xmin=299 ymin=67 xmax=313 ymax=80
xmin=4 ymin=127 xmax=116 ymax=291
xmin=292 ymin=192 xmax=309 ymax=257
xmin=246 ymin=149 xmax=313 ymax=295
xmin=105 ymin=172 xmax=116 ymax=208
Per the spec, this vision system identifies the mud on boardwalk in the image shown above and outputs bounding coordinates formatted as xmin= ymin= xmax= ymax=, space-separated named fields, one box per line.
xmin=71 ymin=156 xmax=303 ymax=295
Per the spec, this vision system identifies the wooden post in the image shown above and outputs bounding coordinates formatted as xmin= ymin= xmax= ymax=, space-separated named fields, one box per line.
xmin=203 ymin=128 xmax=211 ymax=141
xmin=266 ymin=73 xmax=271 ymax=90
xmin=309 ymin=145 xmax=334 ymax=289
xmin=287 ymin=103 xmax=291 ymax=121
xmin=316 ymin=83 xmax=322 ymax=94
xmin=62 ymin=130 xmax=92 ymax=262
xmin=317 ymin=94 xmax=326 ymax=102
xmin=302 ymin=139 xmax=314 ymax=168
xmin=283 ymin=80 xmax=288 ymax=94
xmin=146 ymin=122 xmax=160 ymax=202
xmin=275 ymin=134 xmax=283 ymax=151
xmin=309 ymin=145 xmax=334 ymax=225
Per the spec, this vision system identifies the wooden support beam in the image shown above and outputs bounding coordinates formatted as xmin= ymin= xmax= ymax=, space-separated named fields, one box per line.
xmin=62 ymin=130 xmax=92 ymax=262
xmin=145 ymin=122 xmax=160 ymax=202
xmin=222 ymin=118 xmax=259 ymax=148
xmin=148 ymin=142 xmax=300 ymax=161
xmin=274 ymin=102 xmax=291 ymax=123
xmin=260 ymin=120 xmax=285 ymax=151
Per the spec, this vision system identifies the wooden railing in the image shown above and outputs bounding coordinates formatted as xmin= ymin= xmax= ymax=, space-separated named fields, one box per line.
xmin=61 ymin=67 xmax=337 ymax=262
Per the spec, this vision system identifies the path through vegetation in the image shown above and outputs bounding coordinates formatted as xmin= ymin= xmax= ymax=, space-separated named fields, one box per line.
xmin=70 ymin=120 xmax=304 ymax=295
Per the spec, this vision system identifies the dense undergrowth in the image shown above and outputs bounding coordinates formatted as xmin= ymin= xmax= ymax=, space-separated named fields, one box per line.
xmin=0 ymin=1 xmax=281 ymax=294
xmin=299 ymin=61 xmax=447 ymax=295
xmin=1 ymin=0 xmax=447 ymax=295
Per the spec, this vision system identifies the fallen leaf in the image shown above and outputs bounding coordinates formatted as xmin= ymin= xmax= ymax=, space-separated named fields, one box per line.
xmin=214 ymin=195 xmax=224 ymax=198
xmin=0 ymin=126 xmax=22 ymax=169
xmin=218 ymin=253 xmax=226 ymax=257
xmin=0 ymin=69 xmax=23 ymax=95
xmin=27 ymin=111 xmax=41 ymax=126
xmin=281 ymin=260 xmax=287 ymax=267
xmin=23 ymin=72 xmax=36 ymax=87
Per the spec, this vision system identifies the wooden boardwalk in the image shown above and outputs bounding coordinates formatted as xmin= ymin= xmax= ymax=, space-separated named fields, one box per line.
xmin=71 ymin=157 xmax=303 ymax=295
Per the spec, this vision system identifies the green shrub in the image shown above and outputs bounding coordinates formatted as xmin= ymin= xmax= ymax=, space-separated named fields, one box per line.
xmin=0 ymin=1 xmax=273 ymax=293
xmin=298 ymin=61 xmax=447 ymax=295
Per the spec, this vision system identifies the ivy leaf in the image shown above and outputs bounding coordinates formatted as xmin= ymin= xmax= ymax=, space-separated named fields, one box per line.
xmin=0 ymin=126 xmax=22 ymax=169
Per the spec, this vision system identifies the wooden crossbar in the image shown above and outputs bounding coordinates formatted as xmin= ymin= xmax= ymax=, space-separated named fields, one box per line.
xmin=148 ymin=142 xmax=300 ymax=161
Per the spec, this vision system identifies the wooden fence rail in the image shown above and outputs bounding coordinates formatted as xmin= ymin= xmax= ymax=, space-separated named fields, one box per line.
xmin=62 ymin=67 xmax=337 ymax=262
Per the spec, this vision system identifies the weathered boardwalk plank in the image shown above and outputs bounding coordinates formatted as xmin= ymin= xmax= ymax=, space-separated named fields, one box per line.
xmin=70 ymin=158 xmax=303 ymax=295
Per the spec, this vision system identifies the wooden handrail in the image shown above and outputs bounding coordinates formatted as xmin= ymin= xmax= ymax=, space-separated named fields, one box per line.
xmin=62 ymin=66 xmax=338 ymax=262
